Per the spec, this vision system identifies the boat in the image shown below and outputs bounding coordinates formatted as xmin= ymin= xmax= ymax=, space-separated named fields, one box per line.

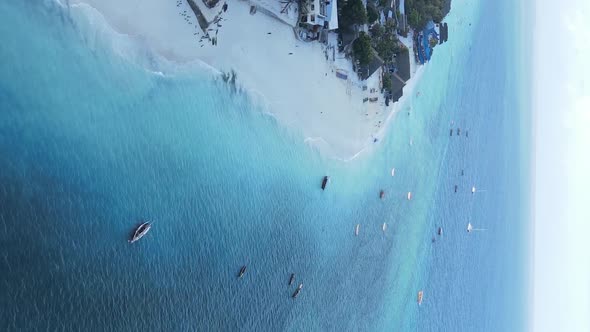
xmin=454 ymin=185 xmax=458 ymax=193
xmin=238 ymin=265 xmax=247 ymax=278
xmin=321 ymin=176 xmax=329 ymax=190
xmin=457 ymin=128 xmax=461 ymax=136
xmin=409 ymin=138 xmax=413 ymax=146
xmin=466 ymin=131 xmax=469 ymax=138
xmin=128 ymin=221 xmax=151 ymax=243
xmin=289 ymin=273 xmax=295 ymax=286
xmin=450 ymin=129 xmax=453 ymax=136
xmin=417 ymin=290 xmax=424 ymax=305
xmin=355 ymin=224 xmax=360 ymax=236
xmin=461 ymin=170 xmax=464 ymax=176
xmin=380 ymin=190 xmax=385 ymax=199
xmin=471 ymin=186 xmax=476 ymax=194
xmin=292 ymin=283 xmax=303 ymax=298
xmin=438 ymin=227 xmax=443 ymax=235
xmin=467 ymin=223 xmax=473 ymax=233
xmin=391 ymin=168 xmax=395 ymax=176
xmin=382 ymin=223 xmax=387 ymax=232
xmin=407 ymin=192 xmax=412 ymax=200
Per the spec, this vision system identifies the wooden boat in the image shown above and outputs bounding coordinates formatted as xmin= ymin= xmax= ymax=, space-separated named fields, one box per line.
xmin=321 ymin=176 xmax=329 ymax=190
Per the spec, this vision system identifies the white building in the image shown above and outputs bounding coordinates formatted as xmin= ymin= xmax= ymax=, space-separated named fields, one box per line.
xmin=300 ymin=0 xmax=339 ymax=31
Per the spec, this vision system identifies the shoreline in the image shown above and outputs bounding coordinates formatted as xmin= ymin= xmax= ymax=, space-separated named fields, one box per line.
xmin=63 ymin=0 xmax=426 ymax=160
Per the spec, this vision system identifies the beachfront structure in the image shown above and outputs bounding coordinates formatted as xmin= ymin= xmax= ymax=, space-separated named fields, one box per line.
xmin=386 ymin=48 xmax=411 ymax=102
xmin=357 ymin=48 xmax=384 ymax=80
xmin=416 ymin=20 xmax=439 ymax=64
xmin=300 ymin=0 xmax=339 ymax=31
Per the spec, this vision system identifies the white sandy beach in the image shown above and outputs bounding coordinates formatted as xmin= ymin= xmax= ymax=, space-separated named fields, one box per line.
xmin=66 ymin=0 xmax=418 ymax=159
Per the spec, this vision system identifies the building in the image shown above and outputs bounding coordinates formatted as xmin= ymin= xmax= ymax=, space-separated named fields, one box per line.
xmin=387 ymin=48 xmax=411 ymax=102
xmin=357 ymin=49 xmax=384 ymax=80
xmin=300 ymin=0 xmax=339 ymax=31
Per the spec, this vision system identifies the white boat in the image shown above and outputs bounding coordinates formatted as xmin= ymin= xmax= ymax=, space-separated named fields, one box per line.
xmin=129 ymin=221 xmax=151 ymax=243
xmin=382 ymin=223 xmax=387 ymax=232
xmin=407 ymin=192 xmax=412 ymax=200
xmin=471 ymin=186 xmax=476 ymax=193
xmin=391 ymin=168 xmax=395 ymax=176
xmin=355 ymin=224 xmax=360 ymax=236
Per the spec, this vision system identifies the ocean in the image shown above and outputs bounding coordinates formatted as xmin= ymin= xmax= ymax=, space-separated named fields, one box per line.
xmin=0 ymin=0 xmax=531 ymax=331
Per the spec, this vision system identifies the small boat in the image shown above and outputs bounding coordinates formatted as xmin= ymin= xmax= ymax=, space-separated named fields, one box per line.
xmin=461 ymin=170 xmax=464 ymax=176
xmin=471 ymin=186 xmax=476 ymax=194
xmin=238 ymin=265 xmax=247 ymax=278
xmin=466 ymin=131 xmax=469 ymax=138
xmin=409 ymin=138 xmax=413 ymax=146
xmin=407 ymin=192 xmax=412 ymax=200
xmin=417 ymin=291 xmax=424 ymax=305
xmin=450 ymin=129 xmax=453 ymax=136
xmin=289 ymin=273 xmax=295 ymax=286
xmin=454 ymin=185 xmax=458 ymax=193
xmin=128 ymin=221 xmax=151 ymax=243
xmin=292 ymin=283 xmax=303 ymax=298
xmin=457 ymin=128 xmax=461 ymax=136
xmin=438 ymin=227 xmax=443 ymax=235
xmin=382 ymin=223 xmax=387 ymax=232
xmin=467 ymin=223 xmax=473 ymax=233
xmin=321 ymin=176 xmax=329 ymax=190
xmin=380 ymin=190 xmax=385 ymax=199
xmin=391 ymin=168 xmax=395 ymax=176
xmin=355 ymin=224 xmax=360 ymax=236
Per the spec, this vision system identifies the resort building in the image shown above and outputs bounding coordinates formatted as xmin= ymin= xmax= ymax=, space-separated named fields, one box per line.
xmin=300 ymin=0 xmax=339 ymax=31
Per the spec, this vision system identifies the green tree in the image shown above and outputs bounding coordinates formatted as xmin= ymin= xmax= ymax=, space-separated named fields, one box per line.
xmin=367 ymin=5 xmax=379 ymax=24
xmin=382 ymin=74 xmax=392 ymax=91
xmin=408 ymin=8 xmax=421 ymax=28
xmin=353 ymin=32 xmax=373 ymax=66
xmin=370 ymin=24 xmax=384 ymax=39
xmin=339 ymin=0 xmax=367 ymax=30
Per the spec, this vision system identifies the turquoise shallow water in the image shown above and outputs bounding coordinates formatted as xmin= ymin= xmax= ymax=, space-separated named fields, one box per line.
xmin=0 ymin=0 xmax=531 ymax=331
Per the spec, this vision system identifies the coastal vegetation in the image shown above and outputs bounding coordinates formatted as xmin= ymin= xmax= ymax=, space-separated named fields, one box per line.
xmin=406 ymin=0 xmax=445 ymax=29
xmin=352 ymin=32 xmax=373 ymax=66
xmin=372 ymin=21 xmax=401 ymax=63
xmin=366 ymin=4 xmax=379 ymax=24
xmin=338 ymin=0 xmax=367 ymax=31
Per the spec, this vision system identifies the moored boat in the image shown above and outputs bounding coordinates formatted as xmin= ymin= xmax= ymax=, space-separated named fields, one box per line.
xmin=417 ymin=290 xmax=424 ymax=305
xmin=128 ymin=221 xmax=151 ymax=243
xmin=321 ymin=176 xmax=329 ymax=190
xmin=238 ymin=265 xmax=247 ymax=278
xmin=380 ymin=190 xmax=385 ymax=199
xmin=438 ymin=227 xmax=443 ymax=235
xmin=292 ymin=283 xmax=303 ymax=298
xmin=355 ymin=224 xmax=360 ymax=236
xmin=289 ymin=273 xmax=295 ymax=286
xmin=407 ymin=192 xmax=412 ymax=200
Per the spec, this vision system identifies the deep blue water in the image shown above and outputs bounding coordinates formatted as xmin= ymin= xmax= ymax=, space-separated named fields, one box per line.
xmin=0 ymin=0 xmax=531 ymax=331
